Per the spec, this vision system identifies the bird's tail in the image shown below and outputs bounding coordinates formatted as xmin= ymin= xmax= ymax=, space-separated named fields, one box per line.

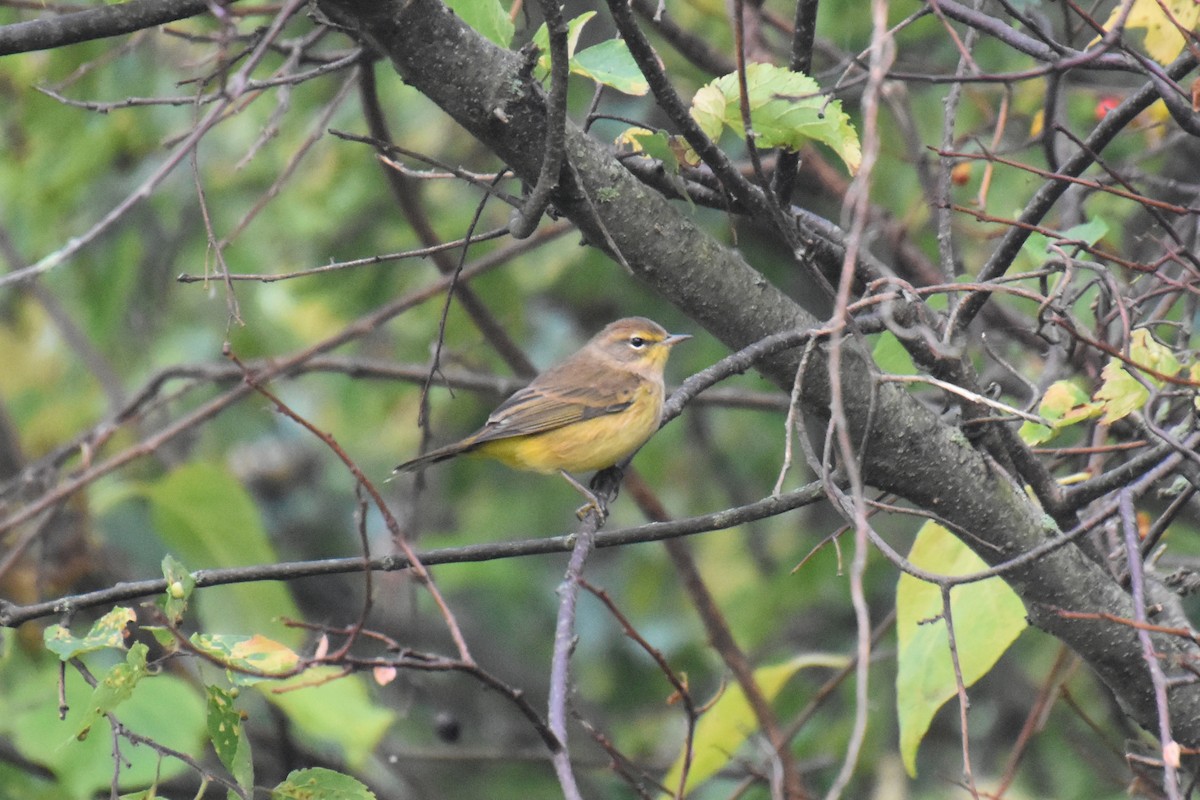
xmin=391 ymin=438 xmax=478 ymax=475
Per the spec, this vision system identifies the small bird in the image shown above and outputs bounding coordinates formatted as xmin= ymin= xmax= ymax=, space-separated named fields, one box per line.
xmin=394 ymin=317 xmax=691 ymax=513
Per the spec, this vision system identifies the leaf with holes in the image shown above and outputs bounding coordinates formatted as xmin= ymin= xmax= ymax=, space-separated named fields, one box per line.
xmin=208 ymin=685 xmax=254 ymax=791
xmin=190 ymin=633 xmax=300 ymax=684
xmin=73 ymin=643 xmax=150 ymax=740
xmin=44 ymin=607 xmax=135 ymax=661
xmin=270 ymin=767 xmax=377 ymax=799
xmin=158 ymin=555 xmax=196 ymax=625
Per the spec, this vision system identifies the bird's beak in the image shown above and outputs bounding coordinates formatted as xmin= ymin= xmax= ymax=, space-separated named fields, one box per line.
xmin=663 ymin=333 xmax=692 ymax=347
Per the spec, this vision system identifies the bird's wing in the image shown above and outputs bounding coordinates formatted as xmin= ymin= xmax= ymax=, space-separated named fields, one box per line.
xmin=469 ymin=359 xmax=644 ymax=443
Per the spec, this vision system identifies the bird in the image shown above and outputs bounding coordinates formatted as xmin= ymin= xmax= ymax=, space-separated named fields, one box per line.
xmin=393 ymin=317 xmax=691 ymax=514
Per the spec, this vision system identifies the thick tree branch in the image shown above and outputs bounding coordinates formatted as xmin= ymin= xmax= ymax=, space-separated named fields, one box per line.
xmin=0 ymin=0 xmax=236 ymax=56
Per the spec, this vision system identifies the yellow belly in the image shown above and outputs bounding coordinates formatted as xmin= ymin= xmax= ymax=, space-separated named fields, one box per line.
xmin=473 ymin=388 xmax=663 ymax=474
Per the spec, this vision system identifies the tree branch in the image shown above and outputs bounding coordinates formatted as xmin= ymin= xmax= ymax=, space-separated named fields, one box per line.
xmin=0 ymin=0 xmax=236 ymax=56
xmin=0 ymin=482 xmax=828 ymax=628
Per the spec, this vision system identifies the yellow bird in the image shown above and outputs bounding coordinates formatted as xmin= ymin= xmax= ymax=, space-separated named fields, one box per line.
xmin=393 ymin=317 xmax=690 ymax=512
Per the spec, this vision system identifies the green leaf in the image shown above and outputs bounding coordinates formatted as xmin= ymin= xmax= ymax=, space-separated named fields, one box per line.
xmin=660 ymin=653 xmax=849 ymax=796
xmin=616 ymin=127 xmax=683 ymax=172
xmin=157 ymin=555 xmax=196 ymax=625
xmin=1128 ymin=328 xmax=1181 ymax=381
xmin=145 ymin=462 xmax=302 ymax=646
xmin=1022 ymin=217 xmax=1109 ymax=265
xmin=1062 ymin=217 xmax=1110 ymax=249
xmin=270 ymin=767 xmax=377 ymax=799
xmin=532 ymin=13 xmax=646 ymax=95
xmin=207 ymin=685 xmax=254 ymax=791
xmin=872 ymin=331 xmax=917 ymax=376
xmin=73 ymin=643 xmax=150 ymax=740
xmin=1018 ymin=420 xmax=1054 ymax=447
xmin=142 ymin=626 xmax=179 ymax=652
xmin=570 ymin=39 xmax=648 ymax=96
xmin=444 ymin=0 xmax=513 ymax=47
xmin=896 ymin=522 xmax=1028 ymax=776
xmin=690 ymin=82 xmax=727 ymax=143
xmin=4 ymin=643 xmax=205 ymax=798
xmin=689 ymin=63 xmax=862 ymax=174
xmin=43 ymin=607 xmax=136 ymax=661
xmin=532 ymin=12 xmax=595 ymax=73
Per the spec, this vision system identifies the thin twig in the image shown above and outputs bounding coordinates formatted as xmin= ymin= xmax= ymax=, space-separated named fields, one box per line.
xmin=939 ymin=585 xmax=980 ymax=798
xmin=0 ymin=245 xmax=523 ymax=538
xmin=227 ymin=348 xmax=474 ymax=664
xmin=548 ymin=508 xmax=604 ymax=800
xmin=0 ymin=0 xmax=310 ymax=290
xmin=1120 ymin=488 xmax=1181 ymax=799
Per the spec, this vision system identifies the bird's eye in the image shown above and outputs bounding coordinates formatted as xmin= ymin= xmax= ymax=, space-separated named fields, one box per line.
xmin=629 ymin=336 xmax=647 ymax=349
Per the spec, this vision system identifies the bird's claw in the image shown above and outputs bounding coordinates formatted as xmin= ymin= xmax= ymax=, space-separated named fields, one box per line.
xmin=574 ymin=495 xmax=608 ymax=521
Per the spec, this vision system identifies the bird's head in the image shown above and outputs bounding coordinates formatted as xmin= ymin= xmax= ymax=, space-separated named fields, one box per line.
xmin=589 ymin=317 xmax=691 ymax=375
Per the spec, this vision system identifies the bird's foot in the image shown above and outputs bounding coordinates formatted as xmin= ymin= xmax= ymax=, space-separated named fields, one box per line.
xmin=559 ymin=470 xmax=608 ymax=521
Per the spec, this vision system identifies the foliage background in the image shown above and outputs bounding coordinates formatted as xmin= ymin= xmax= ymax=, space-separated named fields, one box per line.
xmin=1 ymin=0 xmax=1199 ymax=798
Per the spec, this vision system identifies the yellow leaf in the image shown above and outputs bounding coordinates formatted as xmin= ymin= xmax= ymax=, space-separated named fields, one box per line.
xmin=896 ymin=523 xmax=1027 ymax=776
xmin=660 ymin=653 xmax=849 ymax=796
xmin=1092 ymin=0 xmax=1200 ymax=64
xmin=615 ymin=127 xmax=655 ymax=152
xmin=1094 ymin=361 xmax=1147 ymax=424
xmin=1029 ymin=108 xmax=1045 ymax=138
xmin=1018 ymin=380 xmax=1101 ymax=445
xmin=1128 ymin=329 xmax=1181 ymax=381
xmin=230 ymin=635 xmax=302 ymax=673
xmin=1093 ymin=330 xmax=1182 ymax=423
